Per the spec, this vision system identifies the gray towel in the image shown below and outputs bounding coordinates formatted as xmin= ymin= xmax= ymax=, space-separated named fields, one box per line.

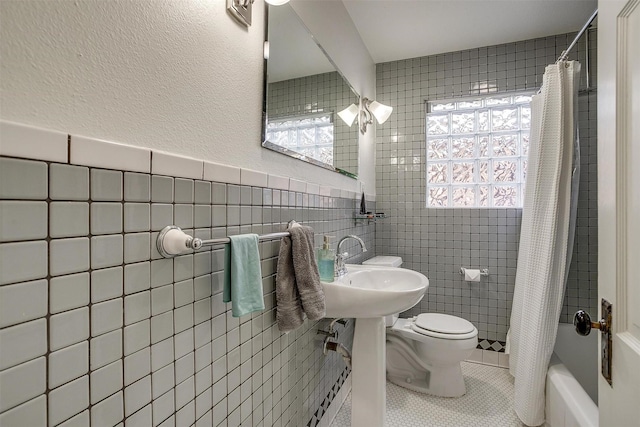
xmin=276 ymin=224 xmax=325 ymax=332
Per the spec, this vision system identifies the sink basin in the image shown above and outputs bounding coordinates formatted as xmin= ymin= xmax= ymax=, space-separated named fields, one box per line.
xmin=322 ymin=264 xmax=428 ymax=318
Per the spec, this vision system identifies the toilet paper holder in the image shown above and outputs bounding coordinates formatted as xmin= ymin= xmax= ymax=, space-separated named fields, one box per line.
xmin=459 ymin=267 xmax=489 ymax=277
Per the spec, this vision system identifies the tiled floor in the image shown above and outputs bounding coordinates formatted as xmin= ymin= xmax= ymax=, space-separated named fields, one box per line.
xmin=330 ymin=362 xmax=525 ymax=427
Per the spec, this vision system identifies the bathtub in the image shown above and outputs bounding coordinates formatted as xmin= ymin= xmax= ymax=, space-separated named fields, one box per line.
xmin=545 ymin=323 xmax=599 ymax=427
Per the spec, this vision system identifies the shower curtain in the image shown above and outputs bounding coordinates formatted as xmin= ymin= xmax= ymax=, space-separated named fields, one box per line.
xmin=509 ymin=61 xmax=581 ymax=426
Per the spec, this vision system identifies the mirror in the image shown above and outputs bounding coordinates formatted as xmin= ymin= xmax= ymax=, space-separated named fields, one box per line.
xmin=262 ymin=4 xmax=360 ymax=178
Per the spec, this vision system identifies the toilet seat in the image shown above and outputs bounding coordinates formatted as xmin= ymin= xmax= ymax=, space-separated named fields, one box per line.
xmin=410 ymin=314 xmax=477 ymax=340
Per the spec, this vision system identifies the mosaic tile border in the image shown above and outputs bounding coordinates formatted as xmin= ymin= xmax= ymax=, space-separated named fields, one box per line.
xmin=307 ymin=368 xmax=351 ymax=427
xmin=477 ymin=339 xmax=506 ymax=353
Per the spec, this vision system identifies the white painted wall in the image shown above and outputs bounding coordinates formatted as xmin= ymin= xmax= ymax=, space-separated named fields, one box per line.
xmin=290 ymin=0 xmax=377 ymax=193
xmin=0 ymin=0 xmax=369 ymax=191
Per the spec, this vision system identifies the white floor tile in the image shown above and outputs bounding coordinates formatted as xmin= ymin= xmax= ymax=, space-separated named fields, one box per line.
xmin=331 ymin=362 xmax=524 ymax=427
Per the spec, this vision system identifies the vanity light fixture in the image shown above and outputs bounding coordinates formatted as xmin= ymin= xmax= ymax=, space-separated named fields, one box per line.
xmin=227 ymin=0 xmax=254 ymax=27
xmin=228 ymin=0 xmax=289 ymax=27
xmin=338 ymin=104 xmax=359 ymax=127
xmin=339 ymin=98 xmax=393 ymax=134
xmin=361 ymin=98 xmax=393 ymax=134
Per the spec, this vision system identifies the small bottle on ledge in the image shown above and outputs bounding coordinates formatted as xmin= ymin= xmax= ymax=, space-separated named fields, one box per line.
xmin=360 ymin=191 xmax=367 ymax=215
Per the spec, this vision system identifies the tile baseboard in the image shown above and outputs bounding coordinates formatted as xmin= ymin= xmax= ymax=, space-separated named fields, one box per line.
xmin=467 ymin=348 xmax=510 ymax=368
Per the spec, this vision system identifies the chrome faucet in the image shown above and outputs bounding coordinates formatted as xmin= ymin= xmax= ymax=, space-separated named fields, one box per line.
xmin=335 ymin=235 xmax=367 ymax=278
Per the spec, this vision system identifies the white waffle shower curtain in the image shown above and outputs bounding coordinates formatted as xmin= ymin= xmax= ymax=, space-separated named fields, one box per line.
xmin=509 ymin=61 xmax=581 ymax=426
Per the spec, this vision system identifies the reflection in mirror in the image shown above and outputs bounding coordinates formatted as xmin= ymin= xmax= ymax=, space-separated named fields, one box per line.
xmin=263 ymin=4 xmax=359 ymax=178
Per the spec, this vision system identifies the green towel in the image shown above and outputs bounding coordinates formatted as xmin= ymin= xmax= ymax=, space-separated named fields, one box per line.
xmin=223 ymin=234 xmax=265 ymax=317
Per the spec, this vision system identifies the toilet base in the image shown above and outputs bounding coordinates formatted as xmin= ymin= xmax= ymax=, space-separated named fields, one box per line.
xmin=386 ymin=335 xmax=469 ymax=397
xmin=387 ymin=363 xmax=467 ymax=397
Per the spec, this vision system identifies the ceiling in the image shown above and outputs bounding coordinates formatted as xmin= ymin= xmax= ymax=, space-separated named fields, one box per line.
xmin=342 ymin=0 xmax=598 ymax=63
xmin=268 ymin=0 xmax=598 ymax=83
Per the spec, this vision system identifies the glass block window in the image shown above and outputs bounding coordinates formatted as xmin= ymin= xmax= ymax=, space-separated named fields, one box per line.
xmin=426 ymin=93 xmax=532 ymax=208
xmin=266 ymin=113 xmax=334 ymax=165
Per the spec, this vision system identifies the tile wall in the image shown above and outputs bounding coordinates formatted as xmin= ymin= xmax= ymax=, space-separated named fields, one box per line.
xmin=375 ymin=30 xmax=598 ymax=342
xmin=267 ymin=71 xmax=359 ymax=175
xmin=0 ymin=126 xmax=374 ymax=426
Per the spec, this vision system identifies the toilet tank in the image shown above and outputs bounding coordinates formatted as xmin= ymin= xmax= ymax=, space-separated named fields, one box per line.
xmin=362 ymin=256 xmax=403 ymax=268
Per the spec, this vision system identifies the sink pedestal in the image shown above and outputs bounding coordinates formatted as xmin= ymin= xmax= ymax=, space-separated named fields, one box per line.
xmin=351 ymin=317 xmax=386 ymax=427
xmin=321 ymin=265 xmax=429 ymax=425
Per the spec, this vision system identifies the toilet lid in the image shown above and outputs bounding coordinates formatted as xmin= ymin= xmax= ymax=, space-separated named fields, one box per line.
xmin=414 ymin=313 xmax=475 ymax=335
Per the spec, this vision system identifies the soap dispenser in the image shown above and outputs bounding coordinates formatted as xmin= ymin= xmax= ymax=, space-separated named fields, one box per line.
xmin=317 ymin=235 xmax=335 ymax=282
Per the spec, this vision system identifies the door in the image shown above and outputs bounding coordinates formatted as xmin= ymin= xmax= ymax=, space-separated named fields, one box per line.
xmin=598 ymin=0 xmax=640 ymax=425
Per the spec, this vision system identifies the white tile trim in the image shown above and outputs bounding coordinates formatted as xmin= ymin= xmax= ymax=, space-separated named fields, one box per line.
xmin=267 ymin=175 xmax=289 ymax=191
xmin=307 ymin=183 xmax=320 ymax=195
xmin=70 ymin=135 xmax=150 ymax=173
xmin=2 ymin=121 xmax=365 ymax=198
xmin=0 ymin=121 xmax=68 ymax=163
xmin=289 ymin=179 xmax=306 ymax=193
xmin=340 ymin=189 xmax=353 ymax=199
xmin=204 ymin=161 xmax=241 ymax=184
xmin=240 ymin=169 xmax=268 ymax=187
xmin=152 ymin=151 xmax=203 ymax=179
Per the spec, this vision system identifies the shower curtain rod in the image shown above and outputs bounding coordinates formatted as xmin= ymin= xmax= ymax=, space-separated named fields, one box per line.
xmin=557 ymin=9 xmax=598 ymax=63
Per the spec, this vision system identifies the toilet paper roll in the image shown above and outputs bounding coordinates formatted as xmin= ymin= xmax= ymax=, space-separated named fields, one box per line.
xmin=464 ymin=268 xmax=481 ymax=282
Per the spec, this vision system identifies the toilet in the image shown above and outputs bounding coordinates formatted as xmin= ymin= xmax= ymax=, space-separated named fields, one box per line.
xmin=363 ymin=256 xmax=479 ymax=398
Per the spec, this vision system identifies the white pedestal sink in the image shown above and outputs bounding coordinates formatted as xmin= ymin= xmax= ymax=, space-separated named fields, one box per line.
xmin=322 ymin=265 xmax=429 ymax=427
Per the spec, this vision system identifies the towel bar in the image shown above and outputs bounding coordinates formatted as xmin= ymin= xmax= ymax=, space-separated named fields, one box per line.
xmin=157 ymin=224 xmax=293 ymax=258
